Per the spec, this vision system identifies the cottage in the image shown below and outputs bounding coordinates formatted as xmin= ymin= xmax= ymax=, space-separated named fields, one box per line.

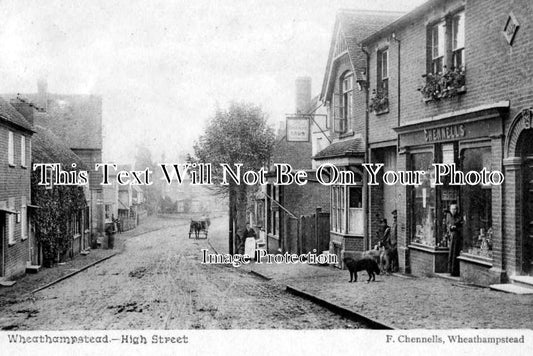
xmin=0 ymin=98 xmax=34 ymax=280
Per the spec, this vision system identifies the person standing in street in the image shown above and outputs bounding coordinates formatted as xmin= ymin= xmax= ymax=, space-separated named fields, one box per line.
xmin=447 ymin=203 xmax=464 ymax=277
xmin=389 ymin=210 xmax=399 ymax=272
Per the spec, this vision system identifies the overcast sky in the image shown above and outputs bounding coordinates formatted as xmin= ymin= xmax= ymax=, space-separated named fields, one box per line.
xmin=0 ymin=0 xmax=426 ymax=163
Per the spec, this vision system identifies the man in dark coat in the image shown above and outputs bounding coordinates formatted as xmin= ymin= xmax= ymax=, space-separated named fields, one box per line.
xmin=389 ymin=210 xmax=399 ymax=272
xmin=447 ymin=203 xmax=464 ymax=277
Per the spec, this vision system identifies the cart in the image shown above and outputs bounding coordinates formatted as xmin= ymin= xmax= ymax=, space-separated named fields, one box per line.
xmin=188 ymin=217 xmax=210 ymax=239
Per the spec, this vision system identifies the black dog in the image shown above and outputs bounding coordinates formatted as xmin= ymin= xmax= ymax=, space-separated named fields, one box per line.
xmin=343 ymin=257 xmax=381 ymax=283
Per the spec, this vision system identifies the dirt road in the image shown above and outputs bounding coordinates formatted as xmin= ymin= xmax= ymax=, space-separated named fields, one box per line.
xmin=0 ymin=217 xmax=362 ymax=329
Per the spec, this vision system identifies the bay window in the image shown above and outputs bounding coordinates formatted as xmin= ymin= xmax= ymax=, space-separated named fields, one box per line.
xmin=331 ymin=169 xmax=363 ymax=235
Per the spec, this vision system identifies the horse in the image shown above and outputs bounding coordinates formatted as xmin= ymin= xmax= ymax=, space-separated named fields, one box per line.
xmin=190 ymin=220 xmax=202 ymax=238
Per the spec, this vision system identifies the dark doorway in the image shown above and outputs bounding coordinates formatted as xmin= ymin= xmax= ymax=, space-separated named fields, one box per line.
xmin=520 ymin=129 xmax=533 ymax=274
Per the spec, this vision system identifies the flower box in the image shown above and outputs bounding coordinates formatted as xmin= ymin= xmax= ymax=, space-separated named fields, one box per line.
xmin=418 ymin=67 xmax=466 ymax=102
xmin=369 ymin=88 xmax=389 ymax=114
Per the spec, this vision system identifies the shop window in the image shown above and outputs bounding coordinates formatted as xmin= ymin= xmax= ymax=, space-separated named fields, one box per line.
xmin=461 ymin=147 xmax=492 ymax=258
xmin=411 ymin=152 xmax=436 ymax=246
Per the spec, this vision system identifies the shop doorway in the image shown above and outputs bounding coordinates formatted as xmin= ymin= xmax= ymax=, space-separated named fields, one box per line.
xmin=523 ymin=156 xmax=533 ymax=274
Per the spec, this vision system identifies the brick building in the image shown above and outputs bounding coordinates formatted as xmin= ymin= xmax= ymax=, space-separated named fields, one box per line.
xmin=4 ymin=80 xmax=105 ymax=247
xmin=258 ymin=78 xmax=331 ymax=254
xmin=0 ymin=98 xmax=33 ymax=280
xmin=359 ymin=0 xmax=533 ymax=285
xmin=315 ymin=9 xmax=403 ymax=265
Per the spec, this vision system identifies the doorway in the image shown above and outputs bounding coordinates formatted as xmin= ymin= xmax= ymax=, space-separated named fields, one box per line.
xmin=523 ymin=156 xmax=533 ymax=274
xmin=520 ymin=128 xmax=533 ymax=275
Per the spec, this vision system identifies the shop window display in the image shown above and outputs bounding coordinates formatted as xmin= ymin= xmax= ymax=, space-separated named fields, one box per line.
xmin=460 ymin=147 xmax=492 ymax=258
xmin=411 ymin=152 xmax=436 ymax=246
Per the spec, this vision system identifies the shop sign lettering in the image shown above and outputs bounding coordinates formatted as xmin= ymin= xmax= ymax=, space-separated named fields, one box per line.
xmin=424 ymin=124 xmax=465 ymax=143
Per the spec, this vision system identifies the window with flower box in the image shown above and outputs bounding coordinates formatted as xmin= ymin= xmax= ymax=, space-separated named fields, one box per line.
xmin=371 ymin=48 xmax=390 ymax=114
xmin=420 ymin=10 xmax=466 ymax=102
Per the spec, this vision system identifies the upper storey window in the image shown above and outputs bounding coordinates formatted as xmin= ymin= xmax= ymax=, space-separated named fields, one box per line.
xmin=341 ymin=72 xmax=353 ymax=122
xmin=431 ymin=21 xmax=445 ymax=74
xmin=452 ymin=11 xmax=465 ymax=69
xmin=334 ymin=71 xmax=353 ymax=133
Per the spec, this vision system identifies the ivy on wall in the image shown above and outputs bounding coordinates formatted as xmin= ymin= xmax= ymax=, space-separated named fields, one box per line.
xmin=31 ymin=172 xmax=87 ymax=267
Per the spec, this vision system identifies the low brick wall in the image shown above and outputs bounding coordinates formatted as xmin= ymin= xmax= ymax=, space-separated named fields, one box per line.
xmin=409 ymin=244 xmax=449 ymax=276
xmin=458 ymin=254 xmax=498 ymax=286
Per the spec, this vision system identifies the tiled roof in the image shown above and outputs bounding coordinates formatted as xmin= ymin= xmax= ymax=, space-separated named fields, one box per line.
xmin=0 ymin=97 xmax=33 ymax=132
xmin=313 ymin=138 xmax=364 ymax=159
xmin=32 ymin=124 xmax=86 ymax=169
xmin=321 ymin=9 xmax=404 ymax=100
xmin=339 ymin=10 xmax=404 ymax=72
xmin=3 ymin=93 xmax=102 ymax=150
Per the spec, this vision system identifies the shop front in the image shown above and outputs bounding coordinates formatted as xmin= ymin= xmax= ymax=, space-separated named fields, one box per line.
xmin=395 ymin=103 xmax=507 ymax=284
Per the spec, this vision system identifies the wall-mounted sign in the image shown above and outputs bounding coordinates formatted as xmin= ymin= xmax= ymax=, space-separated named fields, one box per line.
xmin=286 ymin=116 xmax=310 ymax=142
xmin=424 ymin=124 xmax=465 ymax=142
xmin=503 ymin=12 xmax=519 ymax=45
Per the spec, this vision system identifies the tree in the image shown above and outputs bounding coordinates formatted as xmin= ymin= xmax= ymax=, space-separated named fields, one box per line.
xmin=193 ymin=102 xmax=275 ymax=253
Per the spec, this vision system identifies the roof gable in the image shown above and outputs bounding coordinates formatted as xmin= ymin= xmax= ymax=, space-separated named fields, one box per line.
xmin=320 ymin=10 xmax=404 ymax=102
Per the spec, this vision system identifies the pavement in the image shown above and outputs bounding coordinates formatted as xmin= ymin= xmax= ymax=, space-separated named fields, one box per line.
xmin=0 ymin=215 xmax=185 ymax=306
xmin=3 ymin=214 xmax=533 ymax=329
xmin=207 ymin=229 xmax=533 ymax=329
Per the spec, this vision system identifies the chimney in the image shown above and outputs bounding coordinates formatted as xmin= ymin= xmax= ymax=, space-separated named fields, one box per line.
xmin=37 ymin=77 xmax=48 ymax=110
xmin=10 ymin=99 xmax=34 ymax=125
xmin=295 ymin=76 xmax=312 ymax=114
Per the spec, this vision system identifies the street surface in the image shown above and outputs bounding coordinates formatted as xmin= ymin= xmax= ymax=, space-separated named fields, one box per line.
xmin=0 ymin=216 xmax=362 ymax=329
